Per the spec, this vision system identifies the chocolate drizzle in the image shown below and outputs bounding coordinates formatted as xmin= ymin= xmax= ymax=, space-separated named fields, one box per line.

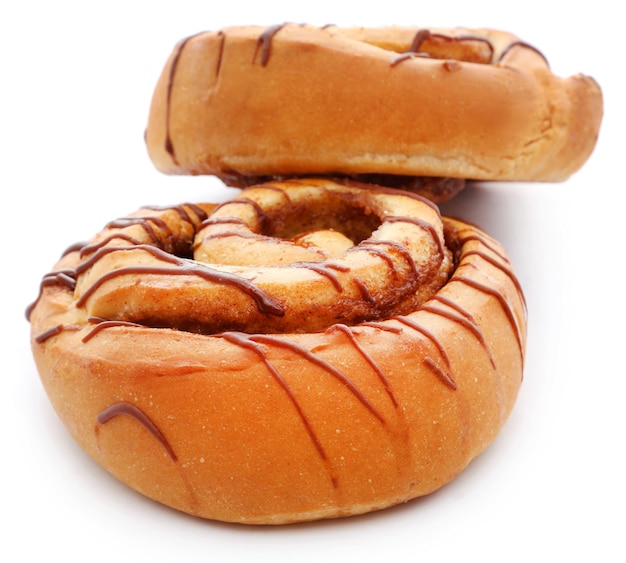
xmin=25 ymin=269 xmax=77 ymax=321
xmin=215 ymin=30 xmax=226 ymax=76
xmin=83 ymin=317 xmax=146 ymax=343
xmin=210 ymin=198 xmax=268 ymax=230
xmin=330 ymin=324 xmax=399 ymax=408
xmin=420 ymin=301 xmax=496 ymax=369
xmin=393 ymin=315 xmax=456 ymax=389
xmin=80 ymin=233 xmax=142 ymax=256
xmin=35 ymin=323 xmax=80 ymax=344
xmin=74 ymin=247 xmax=285 ymax=318
xmin=385 ymin=215 xmax=444 ymax=256
xmin=463 ymin=248 xmax=526 ymax=310
xmin=497 ymin=40 xmax=549 ymax=66
xmin=96 ymin=402 xmax=177 ymax=461
xmin=221 ymin=328 xmax=397 ymax=488
xmin=26 ymin=204 xmax=285 ymax=326
xmin=253 ymin=23 xmax=287 ymax=66
xmin=452 ymin=273 xmax=524 ymax=366
xmin=164 ymin=34 xmax=201 ymax=164
xmin=292 ymin=261 xmax=350 ymax=291
xmin=245 ymin=333 xmax=386 ymax=424
xmin=221 ymin=331 xmax=329 ymax=462
xmin=390 ymin=29 xmax=495 ymax=67
xmin=357 ymin=240 xmax=420 ymax=280
xmin=408 ymin=29 xmax=432 ymax=54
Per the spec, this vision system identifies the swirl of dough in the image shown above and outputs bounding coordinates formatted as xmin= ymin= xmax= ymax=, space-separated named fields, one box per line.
xmin=69 ymin=179 xmax=453 ymax=334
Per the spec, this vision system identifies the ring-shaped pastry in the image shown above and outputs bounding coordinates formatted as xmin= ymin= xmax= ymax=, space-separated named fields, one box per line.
xmin=28 ymin=179 xmax=526 ymax=524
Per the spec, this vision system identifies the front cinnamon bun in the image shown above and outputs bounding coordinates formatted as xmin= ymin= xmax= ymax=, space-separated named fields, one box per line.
xmin=28 ymin=179 xmax=526 ymax=524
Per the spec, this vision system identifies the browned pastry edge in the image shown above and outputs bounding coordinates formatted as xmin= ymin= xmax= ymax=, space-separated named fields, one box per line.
xmin=27 ymin=180 xmax=526 ymax=524
xmin=145 ymin=24 xmax=602 ymax=186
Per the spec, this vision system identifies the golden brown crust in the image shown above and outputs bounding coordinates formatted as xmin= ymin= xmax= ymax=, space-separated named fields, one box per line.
xmin=145 ymin=24 xmax=602 ymax=184
xmin=28 ymin=179 xmax=526 ymax=524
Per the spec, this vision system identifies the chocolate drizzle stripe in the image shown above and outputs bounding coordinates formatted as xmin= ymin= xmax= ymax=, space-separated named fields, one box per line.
xmin=75 ymin=260 xmax=285 ymax=317
xmin=457 ymin=232 xmax=510 ymax=264
xmin=390 ymin=52 xmax=430 ymax=67
xmin=25 ymin=269 xmax=77 ymax=320
xmin=78 ymin=263 xmax=284 ymax=316
xmin=164 ymin=32 xmax=205 ymax=164
xmin=248 ymin=182 xmax=295 ymax=196
xmin=451 ymin=275 xmax=525 ymax=364
xmin=358 ymin=240 xmax=419 ymax=278
xmin=80 ymin=233 xmax=142 ymax=257
xmin=456 ymin=228 xmax=527 ymax=314
xmin=385 ymin=215 xmax=444 ymax=256
xmin=96 ymin=402 xmax=177 ymax=462
xmin=390 ymin=28 xmax=432 ymax=67
xmin=62 ymin=241 xmax=87 ymax=257
xmin=35 ymin=324 xmax=64 ymax=343
xmin=215 ymin=30 xmax=226 ymax=76
xmin=42 ymin=269 xmax=76 ymax=289
xmin=464 ymin=249 xmax=526 ymax=310
xmin=292 ymin=262 xmax=350 ymax=292
xmin=143 ymin=203 xmax=209 ymax=225
xmin=106 ymin=216 xmax=168 ymax=246
xmin=199 ymin=216 xmax=249 ymax=229
xmin=391 ymin=29 xmax=495 ymax=67
xmin=75 ymin=244 xmax=178 ymax=275
xmin=423 ymin=357 xmax=457 ymax=390
xmin=497 ymin=40 xmax=549 ymax=66
xmin=254 ymin=24 xmax=287 ymax=66
xmin=249 ymin=334 xmax=386 ymax=424
xmin=221 ymin=332 xmax=328 ymax=462
xmin=35 ymin=324 xmax=81 ymax=344
xmin=352 ymin=277 xmax=376 ymax=304
xmin=202 ymin=231 xmax=284 ymax=244
xmin=408 ymin=29 xmax=432 ymax=53
xmin=331 ymin=324 xmax=399 ymax=408
xmin=214 ymin=198 xmax=268 ymax=229
xmin=356 ymin=244 xmax=398 ymax=274
xmin=419 ymin=304 xmax=496 ymax=369
xmin=186 ymin=202 xmax=211 ymax=223
xmin=83 ymin=319 xmax=146 ymax=343
xmin=71 ymin=233 xmax=285 ymax=318
xmin=430 ymin=294 xmax=473 ymax=319
xmin=392 ymin=316 xmax=451 ymax=368
xmin=358 ymin=321 xmax=403 ymax=334
xmin=196 ymin=231 xmax=258 ymax=245
xmin=392 ymin=315 xmax=454 ymax=380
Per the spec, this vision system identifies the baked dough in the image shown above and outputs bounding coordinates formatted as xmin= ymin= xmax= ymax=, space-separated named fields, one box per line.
xmin=145 ymin=24 xmax=602 ymax=185
xmin=28 ymin=179 xmax=526 ymax=524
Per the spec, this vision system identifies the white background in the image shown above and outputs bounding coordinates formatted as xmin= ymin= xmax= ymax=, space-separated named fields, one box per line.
xmin=3 ymin=1 xmax=624 ymax=562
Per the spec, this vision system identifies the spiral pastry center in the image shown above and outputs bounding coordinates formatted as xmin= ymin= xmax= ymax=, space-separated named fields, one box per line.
xmin=65 ymin=180 xmax=454 ymax=334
